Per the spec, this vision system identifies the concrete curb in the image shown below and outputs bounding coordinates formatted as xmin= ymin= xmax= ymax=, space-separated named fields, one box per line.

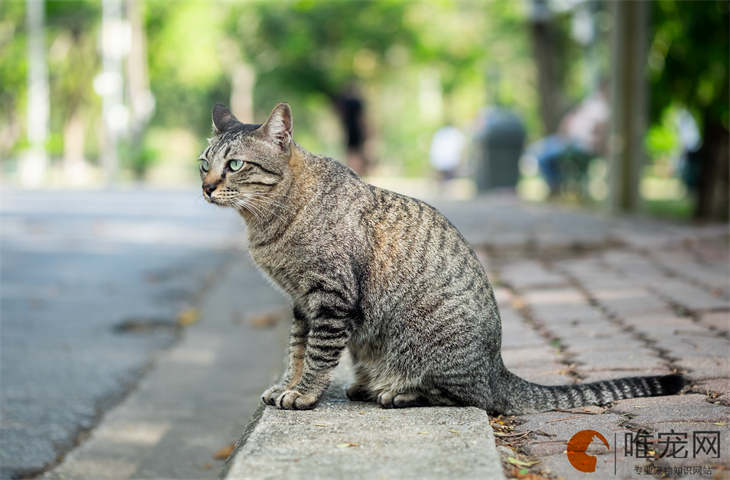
xmin=224 ymin=358 xmax=505 ymax=480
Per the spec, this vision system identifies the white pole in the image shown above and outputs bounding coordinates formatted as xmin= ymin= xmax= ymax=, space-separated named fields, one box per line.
xmin=97 ymin=0 xmax=129 ymax=184
xmin=21 ymin=0 xmax=49 ymax=186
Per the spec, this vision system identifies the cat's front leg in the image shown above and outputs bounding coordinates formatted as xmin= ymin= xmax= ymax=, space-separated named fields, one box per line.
xmin=261 ymin=310 xmax=309 ymax=405
xmin=274 ymin=301 xmax=351 ymax=410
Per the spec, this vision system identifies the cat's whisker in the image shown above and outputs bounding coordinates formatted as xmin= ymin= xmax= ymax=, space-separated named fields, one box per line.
xmin=242 ymin=194 xmax=290 ymax=221
xmin=238 ymin=198 xmax=265 ymax=223
xmin=244 ymin=194 xmax=289 ymax=211
xmin=245 ymin=197 xmax=287 ymax=214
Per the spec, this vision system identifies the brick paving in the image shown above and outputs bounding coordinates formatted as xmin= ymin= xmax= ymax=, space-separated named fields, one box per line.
xmin=461 ymin=201 xmax=729 ymax=480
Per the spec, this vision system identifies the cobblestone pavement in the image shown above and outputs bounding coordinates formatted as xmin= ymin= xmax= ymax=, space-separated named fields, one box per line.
xmin=455 ymin=199 xmax=730 ymax=479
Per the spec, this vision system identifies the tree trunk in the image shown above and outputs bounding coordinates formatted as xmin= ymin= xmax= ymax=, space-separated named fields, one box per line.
xmin=230 ymin=62 xmax=255 ymax=123
xmin=695 ymin=116 xmax=729 ymax=221
xmin=63 ymin=108 xmax=88 ymax=185
xmin=529 ymin=0 xmax=562 ymax=135
xmin=608 ymin=0 xmax=647 ymax=214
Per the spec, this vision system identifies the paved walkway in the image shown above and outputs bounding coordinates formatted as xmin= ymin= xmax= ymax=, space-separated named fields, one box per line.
xmin=437 ymin=196 xmax=729 ymax=480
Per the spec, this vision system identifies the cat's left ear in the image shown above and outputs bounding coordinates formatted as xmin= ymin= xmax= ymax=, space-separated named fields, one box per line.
xmin=212 ymin=103 xmax=240 ymax=135
xmin=260 ymin=103 xmax=292 ymax=150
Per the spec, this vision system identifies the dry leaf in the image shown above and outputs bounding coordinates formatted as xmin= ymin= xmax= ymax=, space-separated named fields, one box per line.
xmin=177 ymin=308 xmax=199 ymax=327
xmin=507 ymin=457 xmax=539 ymax=467
xmin=336 ymin=442 xmax=359 ymax=448
xmin=449 ymin=429 xmax=459 ymax=434
xmin=513 ymin=472 xmax=551 ymax=480
xmin=213 ymin=443 xmax=235 ymax=460
xmin=313 ymin=423 xmax=328 ymax=427
xmin=249 ymin=311 xmax=281 ymax=329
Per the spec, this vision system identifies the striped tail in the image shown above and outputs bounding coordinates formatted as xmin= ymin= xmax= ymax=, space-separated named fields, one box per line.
xmin=498 ymin=371 xmax=685 ymax=415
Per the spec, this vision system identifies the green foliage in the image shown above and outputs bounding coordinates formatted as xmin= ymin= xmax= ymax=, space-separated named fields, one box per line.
xmin=646 ymin=108 xmax=679 ymax=159
xmin=0 ymin=1 xmax=28 ymax=158
xmin=649 ymin=0 xmax=729 ymax=130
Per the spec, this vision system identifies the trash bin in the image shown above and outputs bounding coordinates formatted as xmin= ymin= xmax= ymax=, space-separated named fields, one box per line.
xmin=474 ymin=108 xmax=526 ymax=192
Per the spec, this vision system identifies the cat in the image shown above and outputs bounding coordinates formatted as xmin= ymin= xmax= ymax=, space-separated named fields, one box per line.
xmin=199 ymin=102 xmax=684 ymax=414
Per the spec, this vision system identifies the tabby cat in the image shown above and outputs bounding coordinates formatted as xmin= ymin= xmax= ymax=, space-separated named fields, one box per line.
xmin=199 ymin=103 xmax=684 ymax=414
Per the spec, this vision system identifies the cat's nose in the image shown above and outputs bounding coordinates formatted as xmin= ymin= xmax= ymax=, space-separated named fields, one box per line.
xmin=203 ymin=183 xmax=217 ymax=196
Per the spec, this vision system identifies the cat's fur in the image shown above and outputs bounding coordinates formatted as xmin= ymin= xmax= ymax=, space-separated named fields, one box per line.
xmin=200 ymin=103 xmax=684 ymax=414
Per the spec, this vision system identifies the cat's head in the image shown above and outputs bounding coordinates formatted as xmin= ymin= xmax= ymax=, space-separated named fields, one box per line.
xmin=199 ymin=103 xmax=293 ymax=212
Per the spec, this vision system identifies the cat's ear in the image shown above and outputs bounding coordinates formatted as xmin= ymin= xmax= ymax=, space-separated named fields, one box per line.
xmin=260 ymin=103 xmax=292 ymax=150
xmin=212 ymin=104 xmax=240 ymax=134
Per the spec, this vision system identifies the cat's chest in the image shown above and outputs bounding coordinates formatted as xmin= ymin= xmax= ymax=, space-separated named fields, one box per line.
xmin=248 ymin=244 xmax=307 ymax=295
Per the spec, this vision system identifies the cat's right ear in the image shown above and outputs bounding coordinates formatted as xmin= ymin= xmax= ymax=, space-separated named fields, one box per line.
xmin=212 ymin=104 xmax=240 ymax=135
xmin=260 ymin=103 xmax=293 ymax=151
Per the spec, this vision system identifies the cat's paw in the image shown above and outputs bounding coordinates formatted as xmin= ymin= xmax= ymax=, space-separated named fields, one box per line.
xmin=261 ymin=384 xmax=286 ymax=406
xmin=346 ymin=383 xmax=373 ymax=402
xmin=275 ymin=390 xmax=318 ymax=410
xmin=377 ymin=391 xmax=427 ymax=409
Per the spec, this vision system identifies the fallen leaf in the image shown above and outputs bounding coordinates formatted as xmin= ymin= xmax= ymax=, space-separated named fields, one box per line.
xmin=545 ymin=416 xmax=573 ymax=424
xmin=713 ymin=422 xmax=726 ymax=426
xmin=449 ymin=429 xmax=460 ymax=434
xmin=213 ymin=443 xmax=235 ymax=460
xmin=177 ymin=308 xmax=199 ymax=327
xmin=507 ymin=457 xmax=539 ymax=467
xmin=249 ymin=311 xmax=281 ymax=329
xmin=418 ymin=431 xmax=429 ymax=435
xmin=313 ymin=423 xmax=328 ymax=427
xmin=494 ymin=431 xmax=529 ymax=438
xmin=336 ymin=442 xmax=359 ymax=448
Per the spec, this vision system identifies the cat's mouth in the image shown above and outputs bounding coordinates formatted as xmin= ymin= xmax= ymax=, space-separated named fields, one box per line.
xmin=203 ymin=192 xmax=228 ymax=207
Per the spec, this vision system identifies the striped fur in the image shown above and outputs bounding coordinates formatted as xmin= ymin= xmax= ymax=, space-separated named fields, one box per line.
xmin=200 ymin=103 xmax=685 ymax=414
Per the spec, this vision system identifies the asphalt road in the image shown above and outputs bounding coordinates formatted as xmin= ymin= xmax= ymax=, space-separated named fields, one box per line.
xmin=0 ymin=189 xmax=246 ymax=479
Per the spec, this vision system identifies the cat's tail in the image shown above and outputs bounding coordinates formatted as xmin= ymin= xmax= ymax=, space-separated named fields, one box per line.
xmin=494 ymin=369 xmax=685 ymax=415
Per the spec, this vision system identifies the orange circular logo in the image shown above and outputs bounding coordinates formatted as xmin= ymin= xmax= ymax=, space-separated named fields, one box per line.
xmin=566 ymin=430 xmax=610 ymax=473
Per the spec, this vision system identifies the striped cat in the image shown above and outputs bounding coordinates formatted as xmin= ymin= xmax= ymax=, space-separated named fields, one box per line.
xmin=199 ymin=103 xmax=684 ymax=414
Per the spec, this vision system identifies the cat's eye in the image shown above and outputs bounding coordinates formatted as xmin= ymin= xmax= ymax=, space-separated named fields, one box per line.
xmin=199 ymin=159 xmax=210 ymax=172
xmin=228 ymin=159 xmax=245 ymax=171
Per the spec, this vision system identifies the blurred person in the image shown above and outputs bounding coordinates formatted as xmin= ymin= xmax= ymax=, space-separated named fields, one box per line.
xmin=429 ymin=124 xmax=465 ymax=189
xmin=559 ymin=82 xmax=610 ymax=156
xmin=674 ymin=109 xmax=702 ymax=194
xmin=535 ymin=84 xmax=609 ymax=196
xmin=335 ymin=83 xmax=370 ymax=176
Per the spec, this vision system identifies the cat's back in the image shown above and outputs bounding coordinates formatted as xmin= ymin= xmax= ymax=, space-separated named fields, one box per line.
xmin=359 ymin=184 xmax=491 ymax=310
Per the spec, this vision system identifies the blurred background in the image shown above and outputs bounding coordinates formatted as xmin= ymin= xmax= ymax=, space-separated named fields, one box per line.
xmin=1 ymin=0 xmax=728 ymax=220
xmin=1 ymin=2 xmax=729 ymax=478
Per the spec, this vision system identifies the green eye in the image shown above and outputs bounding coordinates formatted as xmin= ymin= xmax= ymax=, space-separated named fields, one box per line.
xmin=228 ymin=159 xmax=244 ymax=171
xmin=199 ymin=159 xmax=210 ymax=172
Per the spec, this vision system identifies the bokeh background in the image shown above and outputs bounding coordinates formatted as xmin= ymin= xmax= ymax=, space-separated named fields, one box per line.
xmin=1 ymin=0 xmax=728 ymax=220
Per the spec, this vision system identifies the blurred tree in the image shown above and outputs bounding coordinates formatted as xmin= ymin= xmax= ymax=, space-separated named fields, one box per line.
xmin=46 ymin=0 xmax=100 ymax=182
xmin=649 ymin=0 xmax=729 ymax=220
xmin=0 ymin=2 xmax=28 ymax=163
xmin=221 ymin=0 xmax=534 ymax=174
